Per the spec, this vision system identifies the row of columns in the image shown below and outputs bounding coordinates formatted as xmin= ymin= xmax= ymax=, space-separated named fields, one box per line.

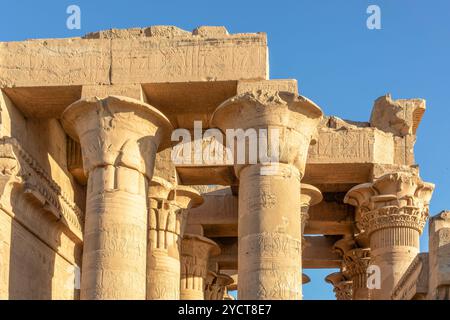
xmin=61 ymin=96 xmax=233 ymax=300
xmin=61 ymin=92 xmax=434 ymax=300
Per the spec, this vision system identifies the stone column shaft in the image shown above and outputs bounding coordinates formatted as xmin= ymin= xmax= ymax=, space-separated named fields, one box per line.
xmin=238 ymin=163 xmax=302 ymax=299
xmin=82 ymin=165 xmax=148 ymax=299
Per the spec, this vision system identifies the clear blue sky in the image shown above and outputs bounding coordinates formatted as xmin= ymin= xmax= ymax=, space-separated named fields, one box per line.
xmin=1 ymin=0 xmax=449 ymax=300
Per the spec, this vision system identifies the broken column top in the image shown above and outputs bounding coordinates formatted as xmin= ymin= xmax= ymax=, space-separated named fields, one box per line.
xmin=83 ymin=25 xmax=237 ymax=39
xmin=370 ymin=94 xmax=426 ymax=136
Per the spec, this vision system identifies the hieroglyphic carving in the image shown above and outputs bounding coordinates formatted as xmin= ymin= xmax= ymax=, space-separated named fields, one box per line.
xmin=111 ymin=33 xmax=267 ymax=83
xmin=252 ymin=270 xmax=301 ymax=300
xmin=242 ymin=232 xmax=302 ymax=258
xmin=0 ymin=38 xmax=110 ymax=87
xmin=308 ymin=130 xmax=373 ymax=162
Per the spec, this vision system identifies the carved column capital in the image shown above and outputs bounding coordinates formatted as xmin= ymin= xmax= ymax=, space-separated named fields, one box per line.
xmin=325 ymin=272 xmax=353 ymax=300
xmin=344 ymin=172 xmax=434 ymax=300
xmin=180 ymin=234 xmax=221 ymax=300
xmin=210 ymin=90 xmax=323 ymax=176
xmin=343 ymin=248 xmax=371 ymax=278
xmin=360 ymin=206 xmax=428 ymax=236
xmin=300 ymin=183 xmax=322 ymax=233
xmin=345 ymin=172 xmax=434 ymax=235
xmin=204 ymin=271 xmax=234 ymax=300
xmin=148 ymin=182 xmax=204 ymax=248
xmin=61 ymin=95 xmax=173 ymax=179
xmin=147 ymin=178 xmax=203 ymax=300
xmin=343 ymin=248 xmax=371 ymax=300
xmin=332 ymin=236 xmax=356 ymax=257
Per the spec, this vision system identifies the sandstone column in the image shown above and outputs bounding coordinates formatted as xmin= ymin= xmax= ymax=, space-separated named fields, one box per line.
xmin=332 ymin=236 xmax=370 ymax=300
xmin=211 ymin=90 xmax=323 ymax=300
xmin=344 ymin=172 xmax=434 ymax=300
xmin=428 ymin=210 xmax=450 ymax=299
xmin=180 ymin=234 xmax=220 ymax=300
xmin=147 ymin=179 xmax=203 ymax=300
xmin=61 ymin=96 xmax=172 ymax=300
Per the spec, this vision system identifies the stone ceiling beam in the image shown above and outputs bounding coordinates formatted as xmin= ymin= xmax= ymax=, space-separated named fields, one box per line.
xmin=211 ymin=236 xmax=342 ymax=270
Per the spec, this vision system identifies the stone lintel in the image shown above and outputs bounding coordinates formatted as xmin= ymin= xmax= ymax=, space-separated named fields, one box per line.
xmin=187 ymin=192 xmax=354 ymax=237
xmin=211 ymin=236 xmax=342 ymax=270
xmin=0 ymin=26 xmax=268 ymax=88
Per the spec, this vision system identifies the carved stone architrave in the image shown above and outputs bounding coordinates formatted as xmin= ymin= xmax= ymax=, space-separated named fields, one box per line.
xmin=0 ymin=137 xmax=84 ymax=241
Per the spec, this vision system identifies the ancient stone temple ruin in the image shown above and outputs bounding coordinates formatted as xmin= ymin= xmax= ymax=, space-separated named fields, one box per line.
xmin=0 ymin=26 xmax=448 ymax=300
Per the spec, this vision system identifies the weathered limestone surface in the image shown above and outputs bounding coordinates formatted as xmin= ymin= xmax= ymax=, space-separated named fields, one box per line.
xmin=0 ymin=25 xmax=447 ymax=301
